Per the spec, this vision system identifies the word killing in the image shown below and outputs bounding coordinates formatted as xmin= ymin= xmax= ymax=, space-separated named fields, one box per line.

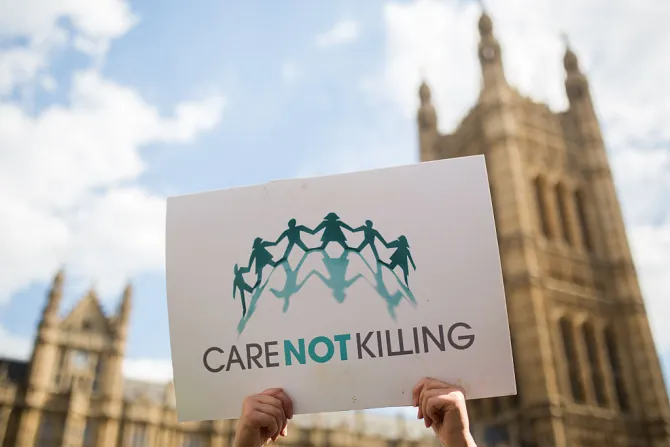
xmin=203 ymin=322 xmax=474 ymax=373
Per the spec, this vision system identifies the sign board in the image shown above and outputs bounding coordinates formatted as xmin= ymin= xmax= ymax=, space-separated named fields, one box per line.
xmin=165 ymin=155 xmax=516 ymax=422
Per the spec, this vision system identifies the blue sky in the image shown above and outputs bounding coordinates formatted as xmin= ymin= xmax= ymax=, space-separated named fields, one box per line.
xmin=0 ymin=0 xmax=416 ymax=360
xmin=1 ymin=0 xmax=669 ymax=419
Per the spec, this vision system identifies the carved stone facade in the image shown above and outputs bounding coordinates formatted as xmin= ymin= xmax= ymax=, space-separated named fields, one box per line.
xmin=418 ymin=10 xmax=670 ymax=447
xmin=0 ymin=272 xmax=440 ymax=447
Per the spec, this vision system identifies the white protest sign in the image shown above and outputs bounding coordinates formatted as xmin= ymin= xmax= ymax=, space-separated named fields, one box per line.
xmin=165 ymin=154 xmax=516 ymax=422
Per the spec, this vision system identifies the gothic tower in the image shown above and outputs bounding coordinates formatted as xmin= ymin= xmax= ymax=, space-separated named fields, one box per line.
xmin=417 ymin=10 xmax=670 ymax=447
xmin=13 ymin=271 xmax=132 ymax=447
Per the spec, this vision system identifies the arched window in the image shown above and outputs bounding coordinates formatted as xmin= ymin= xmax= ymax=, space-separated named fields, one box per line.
xmin=83 ymin=418 xmax=98 ymax=447
xmin=533 ymin=176 xmax=552 ymax=238
xmin=582 ymin=322 xmax=607 ymax=406
xmin=92 ymin=356 xmax=103 ymax=392
xmin=555 ymin=183 xmax=573 ymax=245
xmin=604 ymin=327 xmax=630 ymax=411
xmin=574 ymin=189 xmax=592 ymax=251
xmin=559 ymin=317 xmax=585 ymax=402
xmin=131 ymin=423 xmax=147 ymax=447
xmin=53 ymin=348 xmax=66 ymax=386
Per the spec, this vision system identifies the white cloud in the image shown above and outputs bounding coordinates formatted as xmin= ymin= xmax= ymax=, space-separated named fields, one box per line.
xmin=0 ymin=27 xmax=69 ymax=95
xmin=0 ymin=71 xmax=224 ymax=303
xmin=613 ymin=147 xmax=670 ymax=351
xmin=308 ymin=0 xmax=670 ymax=356
xmin=123 ymin=358 xmax=174 ymax=383
xmin=368 ymin=0 xmax=670 ymax=137
xmin=315 ymin=20 xmax=360 ymax=48
xmin=0 ymin=0 xmax=226 ymax=304
xmin=0 ymin=0 xmax=137 ymax=39
xmin=0 ymin=0 xmax=138 ymax=95
xmin=65 ymin=187 xmax=168 ymax=295
xmin=631 ymin=224 xmax=670 ymax=352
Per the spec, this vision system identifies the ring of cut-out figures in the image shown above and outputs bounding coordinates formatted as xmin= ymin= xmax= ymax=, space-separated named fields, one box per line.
xmin=233 ymin=212 xmax=416 ymax=297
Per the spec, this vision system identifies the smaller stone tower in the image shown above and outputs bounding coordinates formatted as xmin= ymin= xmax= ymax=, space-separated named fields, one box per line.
xmin=14 ymin=272 xmax=134 ymax=447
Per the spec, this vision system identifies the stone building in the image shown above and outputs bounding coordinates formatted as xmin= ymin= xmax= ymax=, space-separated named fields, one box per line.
xmin=0 ymin=272 xmax=439 ymax=447
xmin=417 ymin=9 xmax=670 ymax=447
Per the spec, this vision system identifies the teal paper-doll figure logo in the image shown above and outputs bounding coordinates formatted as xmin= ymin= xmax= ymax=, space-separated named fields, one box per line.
xmin=231 ymin=212 xmax=417 ymax=334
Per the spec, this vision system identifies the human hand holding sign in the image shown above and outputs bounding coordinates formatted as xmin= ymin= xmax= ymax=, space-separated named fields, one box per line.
xmin=233 ymin=388 xmax=294 ymax=447
xmin=233 ymin=378 xmax=476 ymax=447
xmin=413 ymin=377 xmax=477 ymax=447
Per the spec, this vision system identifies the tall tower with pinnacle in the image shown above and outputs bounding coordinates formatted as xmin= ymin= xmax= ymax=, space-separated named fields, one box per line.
xmin=417 ymin=10 xmax=670 ymax=447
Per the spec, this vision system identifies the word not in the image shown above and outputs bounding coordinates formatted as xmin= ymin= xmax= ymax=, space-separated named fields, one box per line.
xmin=203 ymin=322 xmax=474 ymax=373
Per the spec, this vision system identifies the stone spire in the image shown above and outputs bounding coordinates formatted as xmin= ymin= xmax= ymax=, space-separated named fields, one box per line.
xmin=42 ymin=268 xmax=65 ymax=325
xmin=116 ymin=282 xmax=132 ymax=333
xmin=562 ymin=36 xmax=590 ymax=101
xmin=477 ymin=8 xmax=508 ymax=92
xmin=561 ymin=34 xmax=599 ymax=129
xmin=418 ymin=79 xmax=437 ymax=130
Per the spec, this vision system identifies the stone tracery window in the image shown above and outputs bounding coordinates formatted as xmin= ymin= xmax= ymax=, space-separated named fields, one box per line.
xmin=574 ymin=189 xmax=592 ymax=251
xmin=53 ymin=348 xmax=66 ymax=387
xmin=533 ymin=176 xmax=553 ymax=238
xmin=36 ymin=412 xmax=65 ymax=446
xmin=559 ymin=317 xmax=585 ymax=403
xmin=181 ymin=433 xmax=206 ymax=447
xmin=131 ymin=423 xmax=147 ymax=447
xmin=92 ymin=356 xmax=104 ymax=392
xmin=582 ymin=322 xmax=607 ymax=406
xmin=555 ymin=182 xmax=574 ymax=245
xmin=604 ymin=326 xmax=629 ymax=411
xmin=83 ymin=418 xmax=98 ymax=447
xmin=71 ymin=350 xmax=89 ymax=370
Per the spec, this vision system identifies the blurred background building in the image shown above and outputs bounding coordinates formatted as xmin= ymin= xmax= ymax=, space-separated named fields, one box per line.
xmin=0 ymin=273 xmax=439 ymax=447
xmin=1 ymin=7 xmax=669 ymax=447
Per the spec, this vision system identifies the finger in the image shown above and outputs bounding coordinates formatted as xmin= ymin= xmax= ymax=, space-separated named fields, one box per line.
xmin=261 ymin=389 xmax=292 ymax=436
xmin=412 ymin=377 xmax=430 ymax=407
xmin=421 ymin=380 xmax=466 ymax=414
xmin=257 ymin=396 xmax=286 ymax=433
xmin=254 ymin=402 xmax=285 ymax=440
xmin=419 ymin=384 xmax=431 ymax=423
xmin=249 ymin=409 xmax=279 ymax=440
xmin=254 ymin=394 xmax=287 ymax=420
xmin=424 ymin=390 xmax=450 ymax=428
xmin=420 ymin=386 xmax=449 ymax=428
xmin=262 ymin=388 xmax=295 ymax=419
xmin=419 ymin=386 xmax=434 ymax=427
